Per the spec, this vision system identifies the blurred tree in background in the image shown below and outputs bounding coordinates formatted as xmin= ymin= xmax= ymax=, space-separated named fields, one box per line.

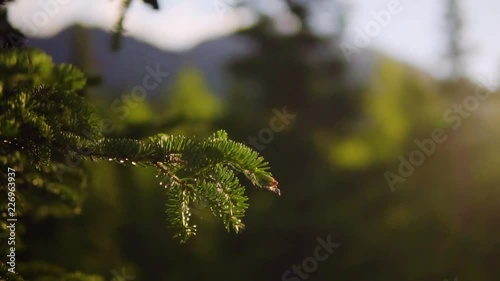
xmin=444 ymin=0 xmax=465 ymax=79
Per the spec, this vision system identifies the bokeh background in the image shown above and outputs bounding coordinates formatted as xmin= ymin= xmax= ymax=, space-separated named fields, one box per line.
xmin=6 ymin=0 xmax=500 ymax=280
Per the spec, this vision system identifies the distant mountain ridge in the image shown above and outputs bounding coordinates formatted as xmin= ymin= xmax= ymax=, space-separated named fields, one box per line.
xmin=26 ymin=26 xmax=382 ymax=99
xmin=27 ymin=26 xmax=255 ymax=98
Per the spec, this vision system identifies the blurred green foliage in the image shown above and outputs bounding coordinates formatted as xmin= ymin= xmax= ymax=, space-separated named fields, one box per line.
xmin=0 ymin=49 xmax=279 ymax=280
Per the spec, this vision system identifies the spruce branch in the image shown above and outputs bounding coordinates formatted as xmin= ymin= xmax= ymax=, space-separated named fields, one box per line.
xmin=0 ymin=48 xmax=280 ymax=243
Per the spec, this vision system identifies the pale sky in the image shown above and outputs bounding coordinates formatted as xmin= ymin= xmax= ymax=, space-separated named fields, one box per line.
xmin=343 ymin=0 xmax=500 ymax=82
xmin=7 ymin=0 xmax=500 ymax=83
xmin=8 ymin=0 xmax=257 ymax=50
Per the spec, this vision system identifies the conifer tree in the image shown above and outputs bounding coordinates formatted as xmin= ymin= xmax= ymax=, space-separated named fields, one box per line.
xmin=0 ymin=48 xmax=279 ymax=280
xmin=0 ymin=1 xmax=280 ymax=280
xmin=444 ymin=0 xmax=464 ymax=79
